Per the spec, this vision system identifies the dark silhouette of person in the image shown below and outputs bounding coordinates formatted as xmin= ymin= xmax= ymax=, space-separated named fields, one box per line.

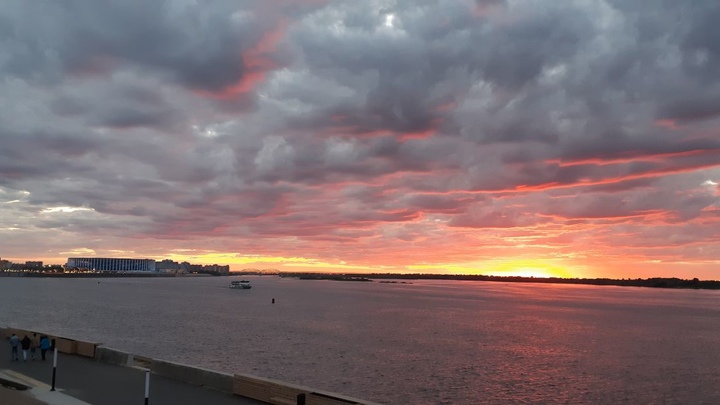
xmin=9 ymin=333 xmax=19 ymax=361
xmin=39 ymin=335 xmax=51 ymax=361
xmin=20 ymin=335 xmax=31 ymax=362
xmin=30 ymin=333 xmax=39 ymax=360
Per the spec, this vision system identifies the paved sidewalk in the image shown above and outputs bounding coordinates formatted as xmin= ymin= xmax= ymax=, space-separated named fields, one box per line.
xmin=0 ymin=369 xmax=94 ymax=405
xmin=0 ymin=351 xmax=265 ymax=405
xmin=0 ymin=385 xmax=47 ymax=405
xmin=0 ymin=369 xmax=91 ymax=405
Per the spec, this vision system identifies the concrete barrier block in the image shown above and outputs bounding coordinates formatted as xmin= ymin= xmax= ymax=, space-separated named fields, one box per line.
xmin=95 ymin=347 xmax=132 ymax=366
xmin=306 ymin=391 xmax=385 ymax=405
xmin=151 ymin=359 xmax=233 ymax=394
xmin=55 ymin=338 xmax=77 ymax=354
xmin=5 ymin=328 xmax=32 ymax=339
xmin=133 ymin=355 xmax=152 ymax=369
xmin=233 ymin=373 xmax=311 ymax=405
xmin=76 ymin=341 xmax=96 ymax=358
xmin=232 ymin=374 xmax=384 ymax=405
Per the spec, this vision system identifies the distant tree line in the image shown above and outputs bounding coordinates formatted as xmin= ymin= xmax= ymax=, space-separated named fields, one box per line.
xmin=278 ymin=272 xmax=720 ymax=289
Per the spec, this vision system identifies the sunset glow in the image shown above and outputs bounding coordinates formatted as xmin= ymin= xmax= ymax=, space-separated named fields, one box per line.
xmin=1 ymin=1 xmax=720 ymax=280
xmin=487 ymin=260 xmax=573 ymax=279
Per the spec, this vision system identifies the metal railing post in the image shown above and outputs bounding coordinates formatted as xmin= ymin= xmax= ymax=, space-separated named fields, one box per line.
xmin=144 ymin=369 xmax=150 ymax=405
xmin=50 ymin=348 xmax=58 ymax=391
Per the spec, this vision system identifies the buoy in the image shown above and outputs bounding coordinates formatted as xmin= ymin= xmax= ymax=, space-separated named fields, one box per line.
xmin=272 ymin=298 xmax=275 ymax=304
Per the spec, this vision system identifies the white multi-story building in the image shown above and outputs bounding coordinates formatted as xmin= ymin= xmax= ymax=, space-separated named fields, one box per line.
xmin=66 ymin=258 xmax=156 ymax=272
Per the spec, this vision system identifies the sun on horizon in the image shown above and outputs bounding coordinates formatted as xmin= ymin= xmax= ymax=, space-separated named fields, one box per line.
xmin=485 ymin=259 xmax=575 ymax=279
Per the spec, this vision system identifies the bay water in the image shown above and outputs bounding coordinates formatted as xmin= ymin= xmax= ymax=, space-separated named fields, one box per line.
xmin=1 ymin=276 xmax=719 ymax=404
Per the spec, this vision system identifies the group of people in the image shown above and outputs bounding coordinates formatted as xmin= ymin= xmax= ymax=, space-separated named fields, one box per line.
xmin=8 ymin=333 xmax=51 ymax=362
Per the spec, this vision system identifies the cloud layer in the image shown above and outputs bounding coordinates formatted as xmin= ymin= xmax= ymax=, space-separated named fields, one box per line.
xmin=1 ymin=0 xmax=719 ymax=278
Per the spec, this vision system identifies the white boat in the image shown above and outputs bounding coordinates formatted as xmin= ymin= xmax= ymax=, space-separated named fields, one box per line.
xmin=229 ymin=280 xmax=252 ymax=289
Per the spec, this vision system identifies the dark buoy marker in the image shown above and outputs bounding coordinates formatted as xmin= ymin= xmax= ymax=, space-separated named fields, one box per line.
xmin=272 ymin=298 xmax=275 ymax=304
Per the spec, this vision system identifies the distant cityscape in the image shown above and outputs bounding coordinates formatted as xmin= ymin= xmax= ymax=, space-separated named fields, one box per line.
xmin=0 ymin=256 xmax=231 ymax=275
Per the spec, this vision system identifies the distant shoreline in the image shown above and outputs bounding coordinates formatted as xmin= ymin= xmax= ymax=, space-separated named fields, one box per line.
xmin=3 ymin=270 xmax=719 ymax=290
xmin=279 ymin=272 xmax=720 ymax=290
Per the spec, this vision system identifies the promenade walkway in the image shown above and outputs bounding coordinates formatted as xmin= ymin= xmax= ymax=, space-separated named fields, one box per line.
xmin=0 ymin=351 xmax=266 ymax=405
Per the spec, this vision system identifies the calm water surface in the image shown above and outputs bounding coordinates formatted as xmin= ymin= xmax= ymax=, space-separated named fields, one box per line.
xmin=1 ymin=276 xmax=719 ymax=404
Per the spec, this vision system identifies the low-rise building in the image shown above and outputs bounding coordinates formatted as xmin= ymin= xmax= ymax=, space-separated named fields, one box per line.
xmin=204 ymin=264 xmax=230 ymax=275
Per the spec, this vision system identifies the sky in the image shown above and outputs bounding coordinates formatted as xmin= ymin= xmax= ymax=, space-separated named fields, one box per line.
xmin=1 ymin=0 xmax=719 ymax=279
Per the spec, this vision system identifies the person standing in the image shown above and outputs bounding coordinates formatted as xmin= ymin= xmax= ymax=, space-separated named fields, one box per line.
xmin=30 ymin=333 xmax=39 ymax=360
xmin=39 ymin=335 xmax=50 ymax=361
xmin=9 ymin=334 xmax=19 ymax=361
xmin=20 ymin=335 xmax=31 ymax=362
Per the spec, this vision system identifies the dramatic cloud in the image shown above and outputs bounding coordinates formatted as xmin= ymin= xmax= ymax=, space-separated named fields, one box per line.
xmin=1 ymin=0 xmax=719 ymax=279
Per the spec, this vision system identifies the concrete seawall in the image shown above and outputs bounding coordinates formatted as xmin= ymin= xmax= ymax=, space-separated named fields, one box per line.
xmin=1 ymin=327 xmax=384 ymax=405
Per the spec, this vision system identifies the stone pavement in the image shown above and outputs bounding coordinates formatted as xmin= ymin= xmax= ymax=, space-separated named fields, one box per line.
xmin=0 ymin=350 xmax=266 ymax=405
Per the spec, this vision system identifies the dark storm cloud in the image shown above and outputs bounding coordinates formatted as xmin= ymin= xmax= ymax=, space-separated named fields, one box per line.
xmin=1 ymin=0 xmax=720 ymax=278
xmin=50 ymin=83 xmax=181 ymax=130
xmin=680 ymin=1 xmax=720 ymax=76
xmin=481 ymin=8 xmax=589 ymax=89
xmin=657 ymin=95 xmax=720 ymax=123
xmin=1 ymin=0 xmax=275 ymax=92
xmin=0 ymin=129 xmax=98 ymax=185
xmin=287 ymin=0 xmax=481 ymax=134
xmin=285 ymin=0 xmax=594 ymax=141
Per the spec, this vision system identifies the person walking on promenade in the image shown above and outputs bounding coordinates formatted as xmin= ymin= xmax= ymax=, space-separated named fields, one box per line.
xmin=39 ymin=335 xmax=50 ymax=361
xmin=30 ymin=333 xmax=39 ymax=360
xmin=20 ymin=335 xmax=31 ymax=362
xmin=9 ymin=333 xmax=19 ymax=361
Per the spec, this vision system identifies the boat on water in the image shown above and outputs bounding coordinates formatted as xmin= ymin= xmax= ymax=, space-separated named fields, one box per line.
xmin=229 ymin=280 xmax=252 ymax=289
